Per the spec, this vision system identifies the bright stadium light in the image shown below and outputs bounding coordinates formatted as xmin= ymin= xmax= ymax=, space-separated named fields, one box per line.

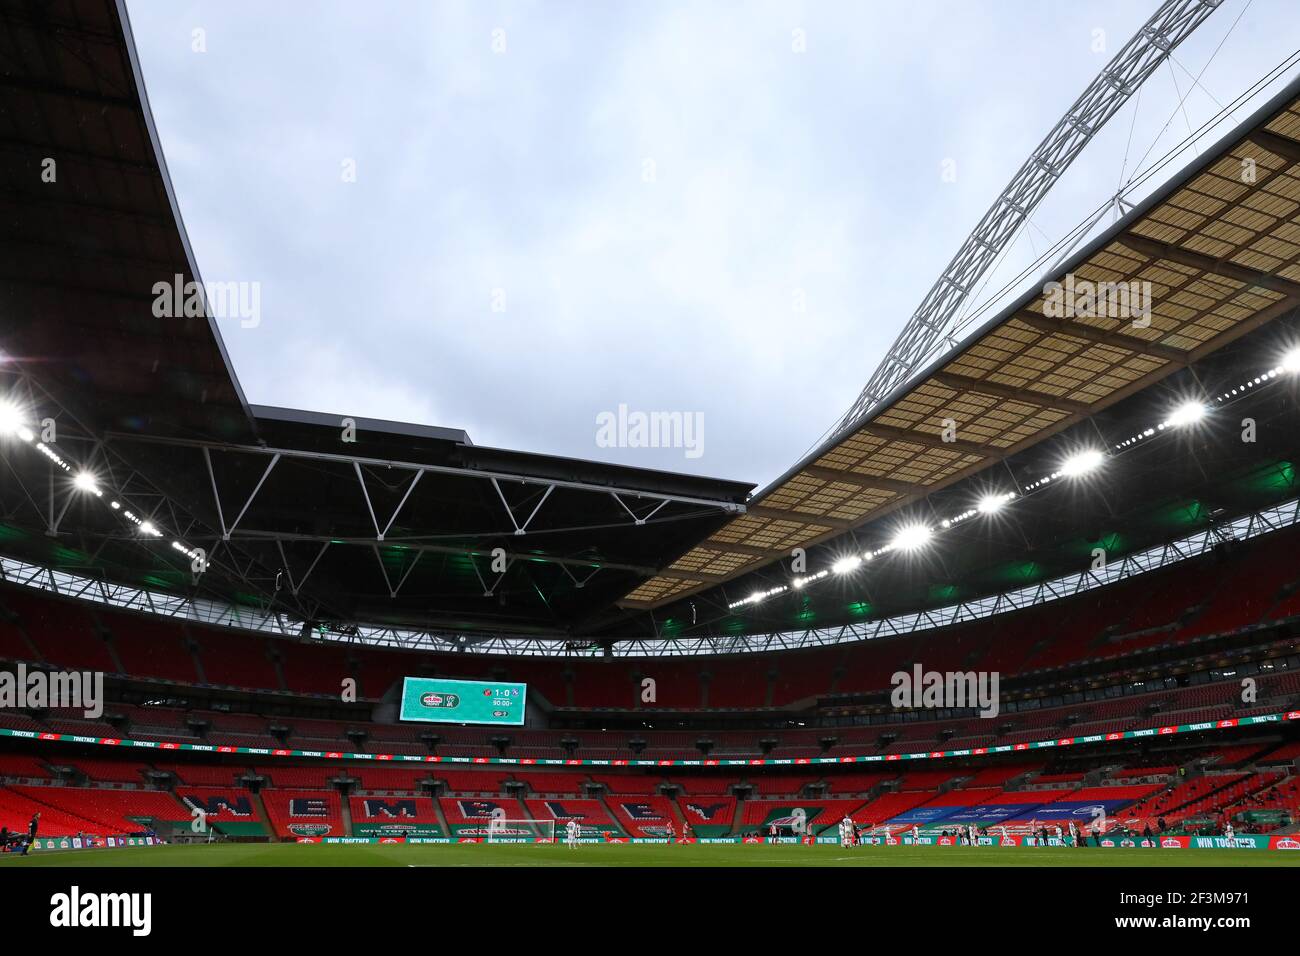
xmin=1280 ymin=347 xmax=1300 ymax=374
xmin=1164 ymin=401 xmax=1207 ymax=428
xmin=0 ymin=398 xmax=27 ymax=438
xmin=792 ymin=570 xmax=828 ymax=590
xmin=891 ymin=524 xmax=932 ymax=551
xmin=831 ymin=555 xmax=862 ymax=574
xmin=73 ymin=471 xmax=101 ymax=495
xmin=1059 ymin=449 xmax=1105 ymax=478
xmin=977 ymin=492 xmax=1013 ymax=514
xmin=728 ymin=584 xmax=789 ymax=609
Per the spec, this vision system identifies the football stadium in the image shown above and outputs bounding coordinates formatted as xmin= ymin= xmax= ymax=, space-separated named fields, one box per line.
xmin=3 ymin=0 xmax=1300 ymax=931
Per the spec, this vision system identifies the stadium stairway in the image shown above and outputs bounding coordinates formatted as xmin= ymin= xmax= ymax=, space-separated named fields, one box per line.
xmin=341 ymin=792 xmax=355 ymax=837
xmin=431 ymin=797 xmax=452 ymax=837
xmin=728 ymin=798 xmax=746 ymax=837
xmin=100 ymin=629 xmax=127 ymax=677
xmin=189 ymin=627 xmax=209 ymax=684
xmin=253 ymin=790 xmax=277 ymax=842
xmin=595 ymin=792 xmax=621 ymax=836
xmin=270 ymin=652 xmax=288 ymax=694
xmin=667 ymin=794 xmax=688 ymax=833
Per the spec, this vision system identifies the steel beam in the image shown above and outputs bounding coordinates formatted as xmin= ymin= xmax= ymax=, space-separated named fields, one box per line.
xmin=929 ymin=370 xmax=1094 ymax=414
xmin=1013 ymin=311 xmax=1188 ymax=363
xmin=1117 ymin=232 xmax=1300 ymax=299
xmin=105 ymin=432 xmax=746 ymax=515
xmin=835 ymin=0 xmax=1225 ymax=435
xmin=800 ymin=466 xmax=918 ymax=495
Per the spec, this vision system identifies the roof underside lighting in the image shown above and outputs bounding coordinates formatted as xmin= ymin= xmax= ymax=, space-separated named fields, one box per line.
xmin=73 ymin=471 xmax=101 ymax=495
xmin=1163 ymin=401 xmax=1207 ymax=428
xmin=891 ymin=524 xmax=932 ymax=551
xmin=831 ymin=555 xmax=862 ymax=574
xmin=0 ymin=398 xmax=27 ymax=438
xmin=977 ymin=492 xmax=1014 ymax=514
xmin=1059 ymin=449 xmax=1105 ymax=477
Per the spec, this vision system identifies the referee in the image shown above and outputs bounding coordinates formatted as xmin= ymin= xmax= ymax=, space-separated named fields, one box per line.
xmin=21 ymin=812 xmax=39 ymax=855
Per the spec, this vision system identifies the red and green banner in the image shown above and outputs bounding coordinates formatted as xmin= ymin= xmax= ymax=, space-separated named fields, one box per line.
xmin=353 ymin=823 xmax=443 ymax=838
xmin=2 ymin=709 xmax=1296 ymax=767
xmin=280 ymin=834 xmax=1300 ymax=849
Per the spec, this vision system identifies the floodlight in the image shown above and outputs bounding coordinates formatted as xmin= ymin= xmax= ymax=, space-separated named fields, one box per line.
xmin=831 ymin=555 xmax=862 ymax=574
xmin=1059 ymin=449 xmax=1104 ymax=477
xmin=891 ymin=524 xmax=932 ymax=551
xmin=1165 ymin=401 xmax=1207 ymax=428
xmin=0 ymin=399 xmax=24 ymax=437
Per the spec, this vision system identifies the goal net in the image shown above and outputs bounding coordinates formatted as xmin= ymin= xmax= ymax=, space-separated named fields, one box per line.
xmin=485 ymin=818 xmax=556 ymax=843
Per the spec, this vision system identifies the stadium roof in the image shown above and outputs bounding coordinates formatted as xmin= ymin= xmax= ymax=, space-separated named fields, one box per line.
xmin=0 ymin=0 xmax=253 ymax=445
xmin=619 ymin=72 xmax=1300 ymax=613
xmin=4 ymin=1 xmax=1300 ymax=652
xmin=0 ymin=0 xmax=751 ymax=636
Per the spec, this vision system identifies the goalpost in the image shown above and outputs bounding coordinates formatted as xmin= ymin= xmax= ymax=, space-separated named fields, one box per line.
xmin=484 ymin=818 xmax=557 ymax=843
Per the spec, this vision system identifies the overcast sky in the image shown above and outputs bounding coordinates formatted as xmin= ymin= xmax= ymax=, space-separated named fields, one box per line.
xmin=125 ymin=0 xmax=1300 ymax=488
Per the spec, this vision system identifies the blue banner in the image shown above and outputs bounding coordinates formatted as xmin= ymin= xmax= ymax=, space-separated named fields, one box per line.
xmin=886 ymin=806 xmax=955 ymax=824
xmin=1003 ymin=799 xmax=1136 ymax=821
xmin=943 ymin=803 xmax=1045 ymax=823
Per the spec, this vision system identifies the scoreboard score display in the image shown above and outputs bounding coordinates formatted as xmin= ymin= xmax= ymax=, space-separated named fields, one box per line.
xmin=398 ymin=677 xmax=527 ymax=726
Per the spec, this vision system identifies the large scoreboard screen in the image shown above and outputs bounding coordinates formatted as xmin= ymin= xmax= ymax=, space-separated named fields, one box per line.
xmin=398 ymin=677 xmax=527 ymax=726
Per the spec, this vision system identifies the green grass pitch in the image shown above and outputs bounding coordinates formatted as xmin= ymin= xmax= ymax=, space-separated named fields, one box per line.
xmin=3 ymin=843 xmax=1299 ymax=867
